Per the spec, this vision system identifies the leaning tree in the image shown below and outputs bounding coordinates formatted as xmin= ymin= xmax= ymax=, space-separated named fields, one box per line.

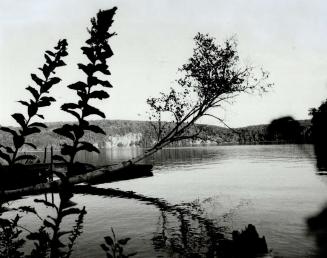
xmin=2 ymin=11 xmax=271 ymax=198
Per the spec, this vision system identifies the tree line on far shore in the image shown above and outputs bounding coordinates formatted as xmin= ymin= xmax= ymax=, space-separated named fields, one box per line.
xmin=0 ymin=118 xmax=313 ymax=150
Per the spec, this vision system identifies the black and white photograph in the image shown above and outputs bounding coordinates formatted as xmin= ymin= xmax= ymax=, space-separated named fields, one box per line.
xmin=1 ymin=1 xmax=327 ymax=257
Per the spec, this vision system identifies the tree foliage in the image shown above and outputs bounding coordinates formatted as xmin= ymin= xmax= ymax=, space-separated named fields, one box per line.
xmin=310 ymin=99 xmax=327 ymax=144
xmin=0 ymin=40 xmax=68 ymax=166
xmin=266 ymin=116 xmax=302 ymax=143
xmin=147 ymin=33 xmax=271 ymax=148
xmin=53 ymin=8 xmax=116 ymax=172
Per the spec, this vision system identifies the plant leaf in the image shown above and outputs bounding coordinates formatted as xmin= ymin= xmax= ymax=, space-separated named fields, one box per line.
xmin=28 ymin=101 xmax=38 ymax=117
xmin=81 ymin=47 xmax=96 ymax=63
xmin=13 ymin=134 xmax=24 ymax=149
xmin=43 ymin=219 xmax=56 ymax=229
xmin=29 ymin=122 xmax=47 ymax=128
xmin=77 ymin=141 xmax=99 ymax=153
xmin=44 ymin=54 xmax=52 ymax=64
xmin=53 ymin=125 xmax=75 ymax=141
xmin=38 ymin=96 xmax=56 ymax=107
xmin=89 ymin=90 xmax=109 ymax=100
xmin=0 ymin=126 xmax=17 ymax=137
xmin=61 ymin=143 xmax=74 ymax=156
xmin=31 ymin=73 xmax=44 ymax=87
xmin=24 ymin=126 xmax=41 ymax=136
xmin=61 ymin=208 xmax=82 ymax=217
xmin=45 ymin=50 xmax=55 ymax=57
xmin=104 ymin=236 xmax=114 ymax=246
xmin=118 ymin=238 xmax=130 ymax=245
xmin=83 ymin=104 xmax=105 ymax=118
xmin=67 ymin=81 xmax=87 ymax=91
xmin=5 ymin=146 xmax=14 ymax=153
xmin=61 ymin=103 xmax=80 ymax=111
xmin=52 ymin=155 xmax=68 ymax=163
xmin=0 ymin=149 xmax=11 ymax=164
xmin=84 ymin=124 xmax=106 ymax=135
xmin=78 ymin=63 xmax=94 ymax=76
xmin=24 ymin=142 xmax=37 ymax=149
xmin=100 ymin=243 xmax=110 ymax=252
xmin=34 ymin=199 xmax=57 ymax=209
xmin=18 ymin=100 xmax=29 ymax=106
xmin=15 ymin=154 xmax=36 ymax=162
xmin=12 ymin=113 xmax=26 ymax=128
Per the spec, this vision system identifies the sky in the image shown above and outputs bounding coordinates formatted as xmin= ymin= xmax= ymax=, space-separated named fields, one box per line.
xmin=1 ymin=0 xmax=327 ymax=128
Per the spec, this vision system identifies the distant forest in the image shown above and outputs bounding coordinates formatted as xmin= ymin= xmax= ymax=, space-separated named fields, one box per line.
xmin=0 ymin=118 xmax=312 ymax=150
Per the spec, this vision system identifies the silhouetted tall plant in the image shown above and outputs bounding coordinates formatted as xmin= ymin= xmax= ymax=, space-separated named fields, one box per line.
xmin=0 ymin=40 xmax=68 ymax=166
xmin=53 ymin=8 xmax=116 ymax=174
xmin=101 ymin=228 xmax=136 ymax=258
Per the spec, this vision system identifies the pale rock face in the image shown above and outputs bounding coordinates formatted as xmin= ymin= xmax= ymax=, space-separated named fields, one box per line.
xmin=105 ymin=133 xmax=143 ymax=147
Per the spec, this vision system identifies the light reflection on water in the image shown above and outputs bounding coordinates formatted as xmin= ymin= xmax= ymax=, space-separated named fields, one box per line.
xmin=8 ymin=144 xmax=327 ymax=257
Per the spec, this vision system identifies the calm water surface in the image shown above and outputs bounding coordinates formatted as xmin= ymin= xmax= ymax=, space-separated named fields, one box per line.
xmin=9 ymin=145 xmax=327 ymax=257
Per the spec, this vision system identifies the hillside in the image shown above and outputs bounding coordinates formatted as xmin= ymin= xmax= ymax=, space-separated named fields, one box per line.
xmin=0 ymin=119 xmax=312 ymax=150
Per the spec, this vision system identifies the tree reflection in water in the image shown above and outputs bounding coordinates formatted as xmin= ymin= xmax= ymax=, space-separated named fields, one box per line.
xmin=1 ymin=183 xmax=270 ymax=257
xmin=307 ymin=142 xmax=327 ymax=258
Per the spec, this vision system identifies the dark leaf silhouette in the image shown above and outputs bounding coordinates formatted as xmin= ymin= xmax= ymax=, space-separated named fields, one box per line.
xmin=89 ymin=90 xmax=110 ymax=100
xmin=84 ymin=124 xmax=106 ymax=134
xmin=34 ymin=199 xmax=57 ymax=209
xmin=0 ymin=149 xmax=11 ymax=164
xmin=104 ymin=236 xmax=114 ymax=246
xmin=4 ymin=146 xmax=14 ymax=153
xmin=29 ymin=122 xmax=47 ymax=128
xmin=83 ymin=104 xmax=105 ymax=118
xmin=53 ymin=125 xmax=75 ymax=141
xmin=18 ymin=100 xmax=29 ymax=106
xmin=67 ymin=81 xmax=87 ymax=91
xmin=43 ymin=219 xmax=56 ymax=230
xmin=52 ymin=155 xmax=68 ymax=164
xmin=38 ymin=96 xmax=56 ymax=107
xmin=28 ymin=101 xmax=38 ymax=117
xmin=61 ymin=143 xmax=75 ymax=156
xmin=24 ymin=126 xmax=41 ymax=136
xmin=31 ymin=73 xmax=44 ymax=87
xmin=13 ymin=134 xmax=24 ymax=149
xmin=17 ymin=206 xmax=40 ymax=218
xmin=118 ymin=238 xmax=131 ymax=245
xmin=81 ymin=46 xmax=96 ymax=63
xmin=44 ymin=53 xmax=52 ymax=64
xmin=15 ymin=154 xmax=36 ymax=162
xmin=77 ymin=141 xmax=99 ymax=153
xmin=12 ymin=113 xmax=26 ymax=129
xmin=100 ymin=243 xmax=110 ymax=252
xmin=45 ymin=50 xmax=55 ymax=57
xmin=62 ymin=103 xmax=80 ymax=111
xmin=64 ymin=109 xmax=81 ymax=120
xmin=24 ymin=142 xmax=37 ymax=149
xmin=78 ymin=63 xmax=94 ymax=76
xmin=61 ymin=208 xmax=82 ymax=217
xmin=0 ymin=126 xmax=17 ymax=136
xmin=26 ymin=86 xmax=39 ymax=100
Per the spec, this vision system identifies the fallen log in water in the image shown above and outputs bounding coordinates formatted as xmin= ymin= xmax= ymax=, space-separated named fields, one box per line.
xmin=0 ymin=161 xmax=154 ymax=200
xmin=0 ymin=143 xmax=165 ymax=199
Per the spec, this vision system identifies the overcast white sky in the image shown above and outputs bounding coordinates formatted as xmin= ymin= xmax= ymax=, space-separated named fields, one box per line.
xmin=1 ymin=0 xmax=327 ymax=128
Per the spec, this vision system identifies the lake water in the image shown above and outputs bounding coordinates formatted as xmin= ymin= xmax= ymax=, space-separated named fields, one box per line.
xmin=6 ymin=144 xmax=327 ymax=257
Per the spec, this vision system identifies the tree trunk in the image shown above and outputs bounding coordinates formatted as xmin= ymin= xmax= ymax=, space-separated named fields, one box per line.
xmin=1 ymin=143 xmax=167 ymax=199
